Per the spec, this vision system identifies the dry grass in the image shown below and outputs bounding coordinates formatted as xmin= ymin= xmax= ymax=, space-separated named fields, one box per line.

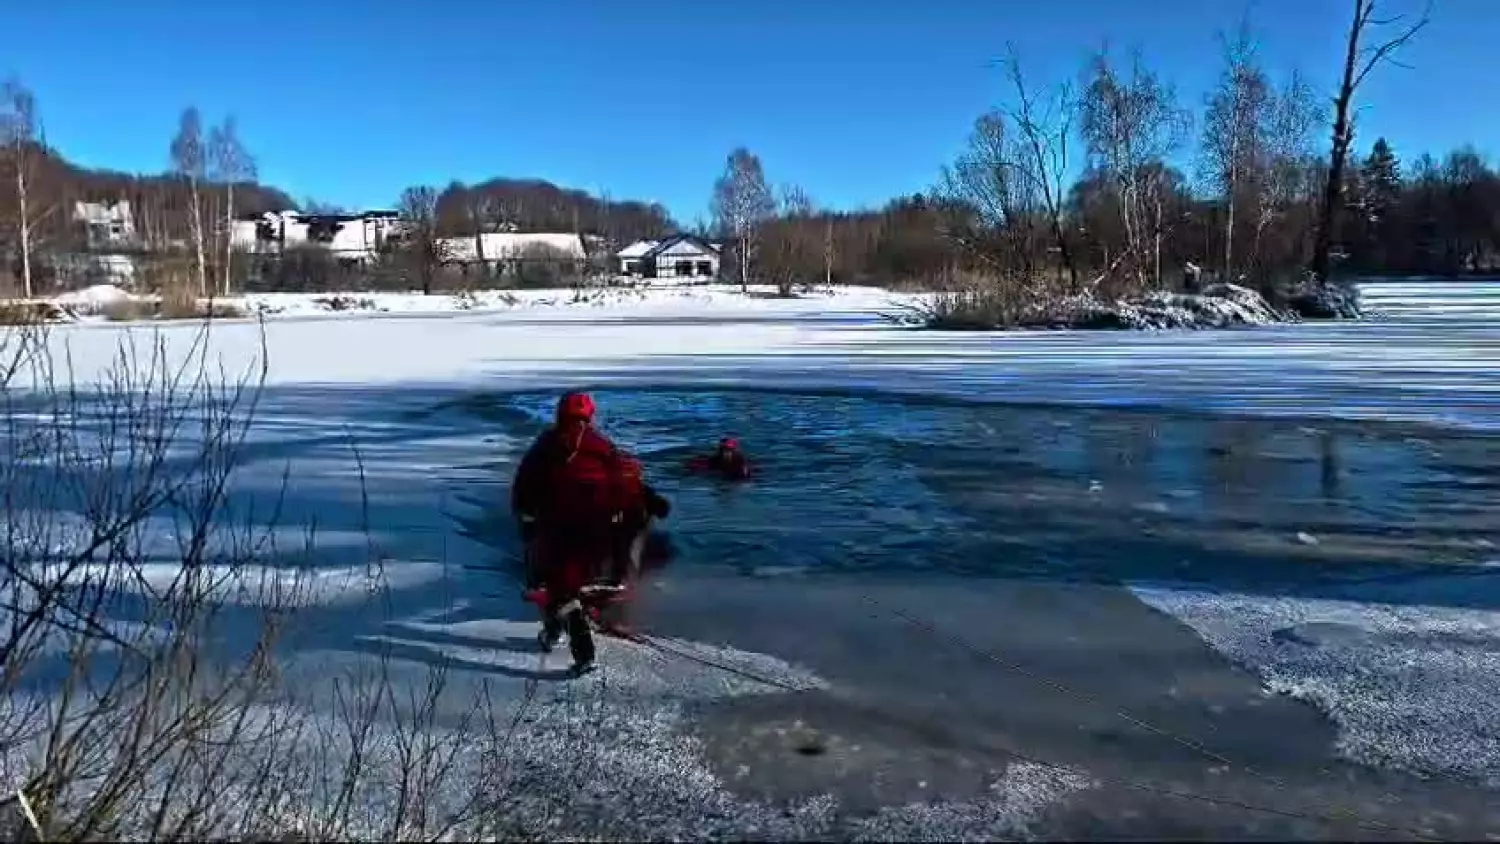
xmin=891 ymin=271 xmax=1084 ymax=330
xmin=98 ymin=297 xmax=248 ymax=322
xmin=0 ymin=301 xmax=72 ymax=325
xmin=98 ymin=297 xmax=151 ymax=322
xmin=0 ymin=319 xmax=549 ymax=841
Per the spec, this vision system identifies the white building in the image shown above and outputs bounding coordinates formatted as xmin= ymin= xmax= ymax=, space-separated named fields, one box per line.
xmin=439 ymin=232 xmax=587 ymax=266
xmin=616 ymin=239 xmax=658 ymax=275
xmin=231 ymin=210 xmax=404 ymax=263
xmin=73 ymin=201 xmax=138 ymax=249
xmin=617 ymin=234 xmax=721 ymax=281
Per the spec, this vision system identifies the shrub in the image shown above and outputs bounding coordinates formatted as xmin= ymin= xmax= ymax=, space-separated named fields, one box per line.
xmin=0 ymin=321 xmax=532 ymax=840
xmin=891 ymin=272 xmax=1070 ymax=329
xmin=98 ymin=297 xmax=150 ymax=322
xmin=313 ymin=294 xmax=380 ymax=312
xmin=158 ymin=280 xmax=203 ymax=320
xmin=892 ymin=271 xmax=1291 ymax=331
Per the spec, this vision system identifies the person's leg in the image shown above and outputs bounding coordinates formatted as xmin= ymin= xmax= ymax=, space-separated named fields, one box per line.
xmin=566 ymin=605 xmax=595 ymax=670
xmin=542 ymin=533 xmax=598 ymax=671
xmin=606 ymin=515 xmax=648 ymax=586
xmin=539 ymin=592 xmax=565 ymax=650
xmin=523 ymin=538 xmax=544 ymax=590
xmin=529 ymin=534 xmax=560 ymax=649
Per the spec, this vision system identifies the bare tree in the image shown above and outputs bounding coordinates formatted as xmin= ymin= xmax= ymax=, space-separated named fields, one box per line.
xmin=398 ymin=185 xmax=447 ymax=295
xmin=170 ymin=108 xmax=209 ymax=297
xmin=710 ymin=147 xmax=775 ymax=292
xmin=0 ymin=78 xmax=39 ymax=298
xmin=1310 ymin=0 xmax=1431 ymax=282
xmin=823 ymin=216 xmax=835 ymax=286
xmin=1000 ymin=50 xmax=1081 ymax=291
xmin=1200 ymin=22 xmax=1272 ymax=280
xmin=1249 ymin=71 xmax=1320 ymax=271
xmin=941 ymin=112 xmax=1041 ymax=277
xmin=938 ymin=51 xmax=1080 ymax=289
xmin=762 ymin=185 xmax=817 ymax=296
xmin=779 ymin=184 xmax=813 ymax=218
xmin=1079 ymin=47 xmax=1192 ymax=290
xmin=209 ymin=118 xmax=256 ymax=297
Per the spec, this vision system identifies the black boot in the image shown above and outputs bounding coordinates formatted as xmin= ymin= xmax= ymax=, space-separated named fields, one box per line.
xmin=566 ymin=605 xmax=596 ymax=674
xmin=538 ymin=615 xmax=562 ymax=652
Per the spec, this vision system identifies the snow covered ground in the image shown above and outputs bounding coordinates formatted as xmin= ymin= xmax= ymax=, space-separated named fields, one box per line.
xmin=39 ymin=280 xmax=1500 ymax=430
xmin=47 ymin=281 xmax=905 ymax=322
xmin=6 ymin=277 xmax=1500 ymax=839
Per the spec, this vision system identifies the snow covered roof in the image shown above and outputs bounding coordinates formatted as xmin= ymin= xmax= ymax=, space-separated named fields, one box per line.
xmin=441 ymin=233 xmax=587 ymax=262
xmin=642 ymin=234 xmax=719 ymax=259
xmin=616 ymin=240 xmax=660 ymax=259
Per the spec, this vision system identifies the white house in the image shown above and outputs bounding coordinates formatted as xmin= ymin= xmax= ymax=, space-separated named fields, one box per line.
xmin=617 ymin=234 xmax=720 ymax=281
xmin=73 ymin=201 xmax=138 ymax=249
xmin=616 ymin=239 xmax=658 ymax=276
xmin=231 ymin=210 xmax=405 ymax=263
xmin=439 ymin=232 xmax=587 ymax=266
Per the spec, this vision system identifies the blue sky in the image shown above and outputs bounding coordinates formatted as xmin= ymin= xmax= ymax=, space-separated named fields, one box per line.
xmin=8 ymin=0 xmax=1493 ymax=224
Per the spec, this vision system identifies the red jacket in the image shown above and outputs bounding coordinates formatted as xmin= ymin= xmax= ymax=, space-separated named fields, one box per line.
xmin=512 ymin=423 xmax=637 ymax=529
xmin=687 ymin=450 xmax=752 ymax=480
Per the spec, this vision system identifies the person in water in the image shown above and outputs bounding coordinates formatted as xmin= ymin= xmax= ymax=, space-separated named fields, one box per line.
xmin=511 ymin=391 xmax=669 ymax=674
xmin=687 ymin=437 xmax=753 ymax=480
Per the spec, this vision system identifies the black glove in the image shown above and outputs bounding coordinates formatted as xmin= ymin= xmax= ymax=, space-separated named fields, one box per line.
xmin=644 ymin=488 xmax=671 ymax=520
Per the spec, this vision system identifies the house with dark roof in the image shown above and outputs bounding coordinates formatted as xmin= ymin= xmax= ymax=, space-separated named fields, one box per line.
xmin=616 ymin=233 xmax=721 ymax=281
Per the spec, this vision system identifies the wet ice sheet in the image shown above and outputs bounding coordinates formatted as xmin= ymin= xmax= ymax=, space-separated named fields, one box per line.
xmin=1131 ymin=583 xmax=1500 ymax=789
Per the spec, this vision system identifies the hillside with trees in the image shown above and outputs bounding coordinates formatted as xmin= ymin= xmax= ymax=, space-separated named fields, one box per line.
xmin=432 ymin=178 xmax=675 ymax=246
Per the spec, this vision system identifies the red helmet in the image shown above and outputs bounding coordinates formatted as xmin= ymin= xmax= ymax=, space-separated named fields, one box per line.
xmin=556 ymin=392 xmax=596 ymax=422
xmin=719 ymin=437 xmax=739 ymax=451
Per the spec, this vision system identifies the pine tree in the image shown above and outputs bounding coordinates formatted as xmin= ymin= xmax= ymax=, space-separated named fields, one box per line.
xmin=1361 ymin=137 xmax=1402 ymax=224
xmin=1352 ymin=137 xmax=1403 ymax=271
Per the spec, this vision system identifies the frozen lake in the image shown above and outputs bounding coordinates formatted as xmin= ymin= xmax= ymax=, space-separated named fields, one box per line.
xmin=11 ymin=279 xmax=1500 ymax=839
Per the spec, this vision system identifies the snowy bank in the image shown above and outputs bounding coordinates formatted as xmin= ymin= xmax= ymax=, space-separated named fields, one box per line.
xmin=22 ymin=279 xmax=1500 ymax=432
xmin=1072 ymin=283 xmax=1291 ymax=330
xmin=33 ymin=283 xmax=907 ymax=324
xmin=895 ymin=282 xmax=1328 ymax=331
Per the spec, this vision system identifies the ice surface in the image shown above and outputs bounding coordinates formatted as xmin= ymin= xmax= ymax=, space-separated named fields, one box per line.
xmin=6 ymin=278 xmax=1500 ymax=837
xmin=36 ymin=279 xmax=1500 ymax=430
xmin=1132 ymin=584 xmax=1500 ymax=789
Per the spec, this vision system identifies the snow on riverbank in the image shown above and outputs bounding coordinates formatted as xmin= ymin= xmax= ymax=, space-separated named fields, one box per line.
xmin=43 ymin=282 xmax=908 ymax=322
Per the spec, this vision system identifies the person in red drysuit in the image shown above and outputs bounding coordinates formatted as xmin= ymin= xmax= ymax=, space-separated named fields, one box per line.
xmin=686 ymin=437 xmax=753 ymax=481
xmin=510 ymin=392 xmax=668 ymax=673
